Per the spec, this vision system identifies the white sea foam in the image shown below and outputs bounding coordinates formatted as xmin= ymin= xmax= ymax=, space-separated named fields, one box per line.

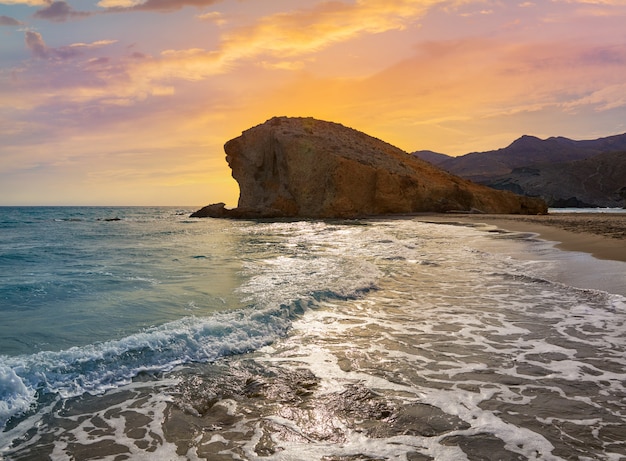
xmin=0 ymin=366 xmax=33 ymax=429
xmin=222 ymin=219 xmax=626 ymax=460
xmin=0 ymin=309 xmax=300 ymax=421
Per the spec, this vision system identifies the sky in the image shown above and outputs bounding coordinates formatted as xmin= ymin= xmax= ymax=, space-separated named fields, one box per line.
xmin=1 ymin=1 xmax=626 ymax=206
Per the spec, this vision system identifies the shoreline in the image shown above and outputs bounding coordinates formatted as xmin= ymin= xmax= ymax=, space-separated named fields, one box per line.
xmin=417 ymin=212 xmax=626 ymax=263
xmin=415 ymin=212 xmax=626 ymax=297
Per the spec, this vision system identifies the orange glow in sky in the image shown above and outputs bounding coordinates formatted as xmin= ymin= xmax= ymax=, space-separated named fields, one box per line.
xmin=1 ymin=0 xmax=626 ymax=205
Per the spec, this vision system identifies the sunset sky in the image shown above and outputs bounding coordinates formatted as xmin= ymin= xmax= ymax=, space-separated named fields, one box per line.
xmin=1 ymin=0 xmax=626 ymax=206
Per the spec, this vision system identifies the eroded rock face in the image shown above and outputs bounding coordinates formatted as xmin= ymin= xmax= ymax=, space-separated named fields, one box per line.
xmin=192 ymin=117 xmax=547 ymax=218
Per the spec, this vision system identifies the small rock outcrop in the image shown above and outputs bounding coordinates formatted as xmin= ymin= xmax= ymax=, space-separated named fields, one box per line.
xmin=192 ymin=117 xmax=547 ymax=218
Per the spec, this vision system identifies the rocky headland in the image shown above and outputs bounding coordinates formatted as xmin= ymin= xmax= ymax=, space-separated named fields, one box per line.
xmin=192 ymin=117 xmax=547 ymax=219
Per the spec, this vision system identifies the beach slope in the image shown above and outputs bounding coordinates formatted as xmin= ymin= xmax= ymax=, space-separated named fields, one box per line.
xmin=425 ymin=212 xmax=626 ymax=262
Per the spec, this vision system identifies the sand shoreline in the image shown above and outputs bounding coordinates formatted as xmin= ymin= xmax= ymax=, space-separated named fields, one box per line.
xmin=417 ymin=212 xmax=626 ymax=263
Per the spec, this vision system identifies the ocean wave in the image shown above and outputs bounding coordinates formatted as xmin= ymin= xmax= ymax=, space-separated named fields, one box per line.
xmin=0 ymin=366 xmax=32 ymax=431
xmin=0 ymin=313 xmax=281 ymax=429
xmin=0 ymin=253 xmax=379 ymax=431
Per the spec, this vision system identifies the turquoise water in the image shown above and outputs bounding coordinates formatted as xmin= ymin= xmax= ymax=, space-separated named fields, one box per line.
xmin=0 ymin=207 xmax=247 ymax=355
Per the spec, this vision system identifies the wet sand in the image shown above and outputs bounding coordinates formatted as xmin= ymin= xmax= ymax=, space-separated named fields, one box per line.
xmin=421 ymin=212 xmax=626 ymax=263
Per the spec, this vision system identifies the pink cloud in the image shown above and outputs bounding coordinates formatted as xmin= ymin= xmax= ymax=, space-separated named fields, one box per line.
xmin=33 ymin=1 xmax=91 ymax=22
xmin=98 ymin=0 xmax=223 ymax=13
xmin=0 ymin=14 xmax=23 ymax=25
xmin=25 ymin=31 xmax=50 ymax=58
xmin=24 ymin=30 xmax=118 ymax=61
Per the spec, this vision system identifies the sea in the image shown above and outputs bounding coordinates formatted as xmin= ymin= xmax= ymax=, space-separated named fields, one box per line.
xmin=0 ymin=206 xmax=625 ymax=461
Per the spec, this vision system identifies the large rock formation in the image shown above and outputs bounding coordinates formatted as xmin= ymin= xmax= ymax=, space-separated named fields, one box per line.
xmin=192 ymin=117 xmax=547 ymax=218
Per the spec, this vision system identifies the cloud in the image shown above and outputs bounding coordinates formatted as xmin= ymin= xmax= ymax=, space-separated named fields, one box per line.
xmin=98 ymin=0 xmax=223 ymax=13
xmin=25 ymin=30 xmax=49 ymax=58
xmin=33 ymin=1 xmax=91 ymax=22
xmin=87 ymin=0 xmax=439 ymax=89
xmin=24 ymin=31 xmax=116 ymax=59
xmin=5 ymin=0 xmax=445 ymax=160
xmin=0 ymin=15 xmax=24 ymax=25
xmin=556 ymin=0 xmax=626 ymax=4
xmin=261 ymin=35 xmax=626 ymax=141
xmin=579 ymin=44 xmax=626 ymax=65
xmin=563 ymin=83 xmax=626 ymax=111
xmin=217 ymin=0 xmax=435 ymax=64
xmin=0 ymin=0 xmax=47 ymax=5
xmin=459 ymin=8 xmax=494 ymax=17
xmin=12 ymin=0 xmax=441 ymax=109
xmin=12 ymin=0 xmax=626 ymax=136
xmin=69 ymin=39 xmax=118 ymax=48
xmin=196 ymin=11 xmax=226 ymax=25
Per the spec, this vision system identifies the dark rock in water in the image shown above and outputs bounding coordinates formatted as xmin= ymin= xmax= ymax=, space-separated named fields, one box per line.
xmin=190 ymin=203 xmax=230 ymax=218
xmin=441 ymin=433 xmax=526 ymax=461
xmin=193 ymin=117 xmax=547 ymax=218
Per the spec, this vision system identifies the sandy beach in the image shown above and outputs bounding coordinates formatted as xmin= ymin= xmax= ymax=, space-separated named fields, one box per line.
xmin=421 ymin=212 xmax=626 ymax=263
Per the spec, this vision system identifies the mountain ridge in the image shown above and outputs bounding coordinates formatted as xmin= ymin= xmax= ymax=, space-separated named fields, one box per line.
xmin=412 ymin=133 xmax=626 ymax=207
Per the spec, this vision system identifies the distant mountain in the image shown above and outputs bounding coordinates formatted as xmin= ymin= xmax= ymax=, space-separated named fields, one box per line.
xmin=411 ymin=150 xmax=451 ymax=165
xmin=434 ymin=133 xmax=626 ymax=183
xmin=412 ymin=133 xmax=626 ymax=207
xmin=487 ymin=151 xmax=626 ymax=207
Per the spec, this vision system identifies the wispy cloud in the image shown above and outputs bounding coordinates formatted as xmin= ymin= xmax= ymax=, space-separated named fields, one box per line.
xmin=2 ymin=0 xmax=224 ymax=19
xmin=24 ymin=31 xmax=116 ymax=59
xmin=563 ymin=83 xmax=626 ymax=111
xmin=132 ymin=0 xmax=438 ymax=83
xmin=0 ymin=0 xmax=48 ymax=5
xmin=47 ymin=0 xmax=441 ymax=100
xmin=68 ymin=39 xmax=118 ymax=48
xmin=97 ymin=0 xmax=224 ymax=13
xmin=12 ymin=0 xmax=626 ymax=117
xmin=459 ymin=8 xmax=494 ymax=17
xmin=555 ymin=0 xmax=626 ymax=4
xmin=219 ymin=0 xmax=433 ymax=59
xmin=196 ymin=10 xmax=226 ymax=25
xmin=248 ymin=32 xmax=626 ymax=149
